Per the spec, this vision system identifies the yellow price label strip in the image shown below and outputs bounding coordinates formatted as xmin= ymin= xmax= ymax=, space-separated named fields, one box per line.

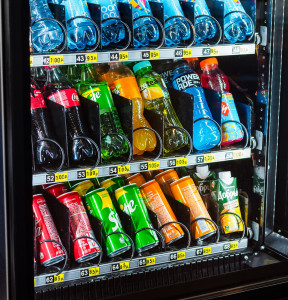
xmin=54 ymin=274 xmax=64 ymax=283
xmin=150 ymin=50 xmax=159 ymax=59
xmin=176 ymin=157 xmax=188 ymax=167
xmin=86 ymin=169 xmax=99 ymax=178
xmin=177 ymin=251 xmax=185 ymax=260
xmin=89 ymin=267 xmax=99 ymax=276
xmin=240 ymin=45 xmax=249 ymax=54
xmin=119 ymin=261 xmax=130 ymax=270
xmin=30 ymin=57 xmax=34 ymax=66
xmin=182 ymin=48 xmax=192 ymax=57
xmin=146 ymin=257 xmax=156 ymax=266
xmin=86 ymin=54 xmax=97 ymax=63
xmin=50 ymin=55 xmax=64 ymax=65
xmin=204 ymin=154 xmax=215 ymax=163
xmin=203 ymin=247 xmax=212 ymax=255
xmin=55 ymin=172 xmax=68 ymax=182
xmin=119 ymin=52 xmax=129 ymax=61
xmin=210 ymin=48 xmax=219 ymax=55
xmin=233 ymin=150 xmax=244 ymax=159
xmin=117 ymin=165 xmax=130 ymax=174
xmin=148 ymin=161 xmax=160 ymax=170
xmin=230 ymin=242 xmax=238 ymax=250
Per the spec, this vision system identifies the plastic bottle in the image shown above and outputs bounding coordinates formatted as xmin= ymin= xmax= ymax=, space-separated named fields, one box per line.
xmin=79 ymin=64 xmax=129 ymax=160
xmin=103 ymin=62 xmax=157 ymax=156
xmin=200 ymin=58 xmax=243 ymax=145
xmin=29 ymin=0 xmax=64 ymax=52
xmin=150 ymin=0 xmax=191 ymax=46
xmin=184 ymin=57 xmax=201 ymax=75
xmin=118 ymin=0 xmax=159 ymax=48
xmin=43 ymin=66 xmax=97 ymax=165
xmin=67 ymin=64 xmax=82 ymax=92
xmin=182 ymin=0 xmax=217 ymax=44
xmin=151 ymin=59 xmax=174 ymax=88
xmin=87 ymin=0 xmax=125 ymax=47
xmin=216 ymin=0 xmax=253 ymax=43
xmin=172 ymin=60 xmax=221 ymax=151
xmin=31 ymin=79 xmax=61 ymax=170
xmin=32 ymin=67 xmax=47 ymax=89
xmin=133 ymin=61 xmax=188 ymax=153
xmin=62 ymin=0 xmax=97 ymax=51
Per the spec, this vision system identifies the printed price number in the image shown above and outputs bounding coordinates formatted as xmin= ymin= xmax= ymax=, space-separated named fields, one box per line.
xmin=202 ymin=48 xmax=218 ymax=56
xmin=112 ymin=261 xmax=130 ymax=271
xmin=86 ymin=54 xmax=97 ymax=63
xmin=30 ymin=56 xmax=34 ymax=66
xmin=210 ymin=48 xmax=219 ymax=55
xmin=109 ymin=165 xmax=130 ymax=175
xmin=240 ymin=45 xmax=249 ymax=54
xmin=196 ymin=154 xmax=215 ymax=164
xmin=140 ymin=161 xmax=160 ymax=171
xmin=139 ymin=257 xmax=156 ymax=266
xmin=50 ymin=55 xmax=64 ymax=65
xmin=110 ymin=52 xmax=129 ymax=61
xmin=80 ymin=267 xmax=99 ymax=277
xmin=232 ymin=46 xmax=241 ymax=54
xmin=223 ymin=242 xmax=238 ymax=251
xmin=175 ymin=49 xmax=192 ymax=58
xmin=195 ymin=246 xmax=211 ymax=256
xmin=77 ymin=169 xmax=99 ymax=179
xmin=168 ymin=157 xmax=187 ymax=168
xmin=233 ymin=150 xmax=244 ymax=159
xmin=142 ymin=50 xmax=159 ymax=59
xmin=46 ymin=172 xmax=68 ymax=183
xmin=170 ymin=251 xmax=185 ymax=261
xmin=45 ymin=274 xmax=64 ymax=284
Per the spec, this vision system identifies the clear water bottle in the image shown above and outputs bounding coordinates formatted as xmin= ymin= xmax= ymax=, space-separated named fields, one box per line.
xmin=87 ymin=0 xmax=125 ymax=47
xmin=172 ymin=60 xmax=221 ymax=151
xmin=183 ymin=0 xmax=217 ymax=44
xmin=151 ymin=0 xmax=191 ymax=47
xmin=62 ymin=0 xmax=97 ymax=51
xmin=216 ymin=0 xmax=253 ymax=43
xmin=29 ymin=0 xmax=64 ymax=52
xmin=118 ymin=0 xmax=159 ymax=48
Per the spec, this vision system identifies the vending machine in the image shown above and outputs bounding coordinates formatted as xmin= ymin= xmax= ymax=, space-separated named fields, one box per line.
xmin=0 ymin=0 xmax=287 ymax=299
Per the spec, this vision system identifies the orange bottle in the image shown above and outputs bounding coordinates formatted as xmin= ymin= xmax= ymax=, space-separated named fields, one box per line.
xmin=103 ymin=62 xmax=157 ymax=155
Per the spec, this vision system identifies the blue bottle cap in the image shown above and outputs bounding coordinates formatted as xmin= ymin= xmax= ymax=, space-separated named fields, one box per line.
xmin=133 ymin=61 xmax=152 ymax=74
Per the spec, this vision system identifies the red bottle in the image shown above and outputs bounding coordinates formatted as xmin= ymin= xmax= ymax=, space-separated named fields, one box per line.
xmin=43 ymin=66 xmax=96 ymax=166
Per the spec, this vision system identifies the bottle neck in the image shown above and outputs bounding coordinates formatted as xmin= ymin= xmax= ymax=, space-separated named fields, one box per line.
xmin=201 ymin=64 xmax=218 ymax=73
xmin=135 ymin=66 xmax=152 ymax=76
xmin=81 ymin=64 xmax=95 ymax=83
xmin=46 ymin=67 xmax=65 ymax=84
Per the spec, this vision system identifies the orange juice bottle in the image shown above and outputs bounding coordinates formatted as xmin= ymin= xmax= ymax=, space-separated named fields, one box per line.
xmin=103 ymin=62 xmax=157 ymax=155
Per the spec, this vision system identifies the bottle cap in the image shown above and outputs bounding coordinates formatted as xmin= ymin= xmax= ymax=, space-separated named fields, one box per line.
xmin=196 ymin=165 xmax=209 ymax=179
xmin=173 ymin=59 xmax=189 ymax=70
xmin=133 ymin=61 xmax=152 ymax=74
xmin=218 ymin=171 xmax=231 ymax=181
xmin=44 ymin=65 xmax=58 ymax=70
xmin=200 ymin=58 xmax=218 ymax=70
xmin=184 ymin=57 xmax=199 ymax=62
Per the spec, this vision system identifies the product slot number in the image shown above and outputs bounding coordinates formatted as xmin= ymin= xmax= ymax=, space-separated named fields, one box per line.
xmin=223 ymin=242 xmax=238 ymax=251
xmin=45 ymin=274 xmax=64 ymax=284
xmin=77 ymin=169 xmax=99 ymax=179
xmin=232 ymin=46 xmax=241 ymax=54
xmin=175 ymin=49 xmax=192 ymax=58
xmin=110 ymin=52 xmax=129 ymax=62
xmin=196 ymin=154 xmax=215 ymax=164
xmin=139 ymin=256 xmax=156 ymax=267
xmin=112 ymin=261 xmax=129 ymax=271
xmin=142 ymin=50 xmax=160 ymax=59
xmin=140 ymin=161 xmax=160 ymax=171
xmin=46 ymin=172 xmax=68 ymax=183
xmin=170 ymin=251 xmax=185 ymax=261
xmin=168 ymin=157 xmax=188 ymax=167
xmin=80 ymin=267 xmax=99 ymax=277
xmin=195 ymin=247 xmax=211 ymax=256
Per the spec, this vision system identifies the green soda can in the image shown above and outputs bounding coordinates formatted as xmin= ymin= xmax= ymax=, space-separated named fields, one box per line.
xmin=115 ymin=184 xmax=159 ymax=253
xmin=85 ymin=188 xmax=131 ymax=257
xmin=90 ymin=177 xmax=101 ymax=188
xmin=101 ymin=176 xmax=125 ymax=195
xmin=71 ymin=180 xmax=95 ymax=197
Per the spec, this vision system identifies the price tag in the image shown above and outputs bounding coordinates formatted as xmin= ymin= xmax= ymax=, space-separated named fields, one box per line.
xmin=109 ymin=165 xmax=130 ymax=175
xmin=168 ymin=157 xmax=188 ymax=168
xmin=50 ymin=55 xmax=64 ymax=65
xmin=86 ymin=54 xmax=97 ymax=63
xmin=46 ymin=172 xmax=68 ymax=183
xmin=223 ymin=242 xmax=238 ymax=251
xmin=142 ymin=50 xmax=159 ymax=59
xmin=170 ymin=251 xmax=185 ymax=261
xmin=30 ymin=56 xmax=34 ymax=66
xmin=80 ymin=267 xmax=99 ymax=277
xmin=232 ymin=46 xmax=241 ymax=54
xmin=45 ymin=274 xmax=64 ymax=284
xmin=195 ymin=247 xmax=211 ymax=256
xmin=225 ymin=152 xmax=234 ymax=160
xmin=77 ymin=169 xmax=99 ymax=179
xmin=110 ymin=52 xmax=129 ymax=61
xmin=140 ymin=161 xmax=160 ymax=171
xmin=210 ymin=48 xmax=219 ymax=55
xmin=196 ymin=154 xmax=215 ymax=164
xmin=139 ymin=257 xmax=156 ymax=266
xmin=202 ymin=48 xmax=211 ymax=56
xmin=112 ymin=261 xmax=130 ymax=271
xmin=240 ymin=45 xmax=249 ymax=54
xmin=233 ymin=150 xmax=244 ymax=159
xmin=175 ymin=49 xmax=192 ymax=58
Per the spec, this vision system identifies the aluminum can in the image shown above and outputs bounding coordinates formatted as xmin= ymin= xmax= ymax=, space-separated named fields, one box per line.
xmin=101 ymin=176 xmax=125 ymax=195
xmin=127 ymin=173 xmax=146 ymax=187
xmin=85 ymin=188 xmax=131 ymax=257
xmin=142 ymin=169 xmax=164 ymax=181
xmin=115 ymin=184 xmax=159 ymax=252
xmin=71 ymin=180 xmax=95 ymax=197
xmin=140 ymin=180 xmax=184 ymax=245
xmin=45 ymin=183 xmax=68 ymax=198
xmin=170 ymin=176 xmax=216 ymax=241
xmin=33 ymin=194 xmax=65 ymax=266
xmin=57 ymin=191 xmax=100 ymax=262
xmin=155 ymin=169 xmax=179 ymax=197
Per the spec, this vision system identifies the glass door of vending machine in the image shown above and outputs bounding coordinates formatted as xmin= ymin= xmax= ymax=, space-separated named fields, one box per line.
xmin=1 ymin=0 xmax=288 ymax=299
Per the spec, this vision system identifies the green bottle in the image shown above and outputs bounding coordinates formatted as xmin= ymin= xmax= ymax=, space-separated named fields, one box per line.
xmin=79 ymin=64 xmax=129 ymax=160
xmin=133 ymin=61 xmax=188 ymax=154
xmin=67 ymin=65 xmax=81 ymax=92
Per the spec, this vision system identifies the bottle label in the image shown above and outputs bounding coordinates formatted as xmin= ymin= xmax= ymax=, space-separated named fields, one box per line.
xmin=139 ymin=76 xmax=164 ymax=101
xmin=109 ymin=77 xmax=141 ymax=100
xmin=47 ymin=88 xmax=80 ymax=108
xmin=173 ymin=73 xmax=201 ymax=91
xmin=30 ymin=89 xmax=47 ymax=110
xmin=128 ymin=0 xmax=152 ymax=18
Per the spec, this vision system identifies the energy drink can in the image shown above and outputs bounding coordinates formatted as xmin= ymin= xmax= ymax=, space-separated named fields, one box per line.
xmin=45 ymin=183 xmax=68 ymax=198
xmin=155 ymin=169 xmax=179 ymax=197
xmin=140 ymin=180 xmax=184 ymax=245
xmin=71 ymin=180 xmax=95 ymax=197
xmin=101 ymin=176 xmax=125 ymax=195
xmin=170 ymin=176 xmax=216 ymax=241
xmin=33 ymin=194 xmax=65 ymax=266
xmin=115 ymin=184 xmax=159 ymax=252
xmin=57 ymin=191 xmax=101 ymax=262
xmin=127 ymin=173 xmax=146 ymax=187
xmin=85 ymin=188 xmax=131 ymax=257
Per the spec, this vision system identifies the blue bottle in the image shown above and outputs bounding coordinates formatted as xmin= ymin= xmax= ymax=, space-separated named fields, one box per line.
xmin=183 ymin=0 xmax=217 ymax=44
xmin=62 ymin=0 xmax=97 ymax=51
xmin=172 ymin=60 xmax=221 ymax=151
xmin=151 ymin=0 xmax=191 ymax=47
xmin=87 ymin=0 xmax=125 ymax=47
xmin=216 ymin=0 xmax=253 ymax=43
xmin=29 ymin=0 xmax=64 ymax=52
xmin=118 ymin=0 xmax=159 ymax=48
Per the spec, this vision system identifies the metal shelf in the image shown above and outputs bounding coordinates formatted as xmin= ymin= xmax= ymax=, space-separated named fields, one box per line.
xmin=30 ymin=44 xmax=256 ymax=67
xmin=33 ymin=148 xmax=251 ymax=186
xmin=34 ymin=238 xmax=248 ymax=288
